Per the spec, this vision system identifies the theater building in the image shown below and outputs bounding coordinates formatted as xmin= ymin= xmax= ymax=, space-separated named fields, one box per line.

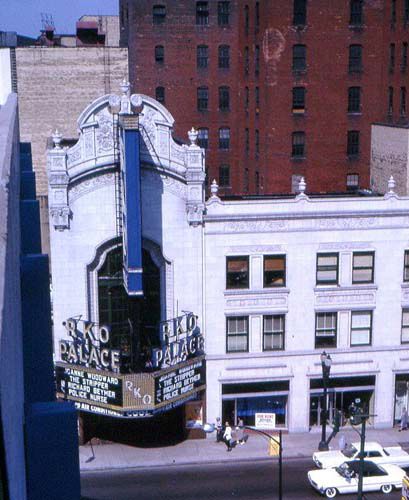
xmin=48 ymin=85 xmax=409 ymax=439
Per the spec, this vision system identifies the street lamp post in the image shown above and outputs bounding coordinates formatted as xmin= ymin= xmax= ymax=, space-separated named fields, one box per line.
xmin=318 ymin=351 xmax=332 ymax=451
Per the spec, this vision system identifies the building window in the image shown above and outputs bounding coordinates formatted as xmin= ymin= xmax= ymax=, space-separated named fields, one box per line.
xmin=153 ymin=4 xmax=166 ymax=24
xmin=402 ymin=43 xmax=408 ymax=72
xmin=255 ymin=171 xmax=260 ymax=194
xmin=226 ymin=316 xmax=249 ymax=353
xmin=155 ymin=45 xmax=164 ymax=63
xmin=244 ymin=46 xmax=249 ymax=75
xmin=255 ymin=86 xmax=260 ymax=114
xmin=226 ymin=256 xmax=249 ymax=289
xmin=219 ymin=86 xmax=230 ymax=111
xmin=315 ymin=312 xmax=337 ymax=348
xmin=348 ymin=87 xmax=361 ymax=113
xmin=255 ymin=45 xmax=260 ymax=76
xmin=255 ymin=2 xmax=260 ymax=32
xmin=218 ymin=45 xmax=230 ymax=68
xmin=390 ymin=43 xmax=396 ymax=72
xmin=401 ymin=87 xmax=407 ymax=116
xmin=349 ymin=44 xmax=362 ymax=73
xmin=352 ymin=251 xmax=374 ymax=284
xmin=316 ymin=253 xmax=338 ymax=285
xmin=391 ymin=0 xmax=397 ymax=26
xmin=155 ymin=86 xmax=165 ymax=104
xmin=219 ymin=164 xmax=230 ymax=187
xmin=402 ymin=309 xmax=409 ymax=343
xmin=292 ymin=86 xmax=306 ymax=113
xmin=350 ymin=311 xmax=372 ymax=346
xmin=347 ymin=130 xmax=360 ymax=157
xmin=263 ymin=315 xmax=285 ymax=351
xmin=245 ymin=128 xmax=249 ymax=154
xmin=264 ymin=255 xmax=286 ymax=287
xmin=244 ymin=4 xmax=249 ymax=35
xmin=219 ymin=127 xmax=230 ymax=149
xmin=292 ymin=44 xmax=306 ymax=72
xmin=292 ymin=131 xmax=305 ymax=158
xmin=293 ymin=0 xmax=307 ymax=26
xmin=388 ymin=86 xmax=394 ymax=115
xmin=197 ymin=128 xmax=209 ymax=149
xmin=218 ymin=1 xmax=230 ymax=25
xmin=196 ymin=1 xmax=209 ymax=25
xmin=244 ymin=167 xmax=249 ymax=192
xmin=350 ymin=0 xmax=363 ymax=26
xmin=346 ymin=173 xmax=359 ymax=191
xmin=404 ymin=250 xmax=409 ymax=281
xmin=197 ymin=45 xmax=209 ymax=68
xmin=255 ymin=129 xmax=259 ymax=156
xmin=197 ymin=87 xmax=208 ymax=111
xmin=245 ymin=86 xmax=249 ymax=113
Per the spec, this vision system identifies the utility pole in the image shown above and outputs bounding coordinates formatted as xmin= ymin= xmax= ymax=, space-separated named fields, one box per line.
xmin=357 ymin=417 xmax=366 ymax=500
xmin=349 ymin=402 xmax=371 ymax=500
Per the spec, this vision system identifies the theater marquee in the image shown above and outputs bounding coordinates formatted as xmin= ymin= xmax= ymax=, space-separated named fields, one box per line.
xmin=55 ymin=355 xmax=206 ymax=418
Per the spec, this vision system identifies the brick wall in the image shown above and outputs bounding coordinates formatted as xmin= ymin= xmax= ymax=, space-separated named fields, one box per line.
xmin=125 ymin=0 xmax=409 ymax=195
xmin=16 ymin=47 xmax=128 ymax=197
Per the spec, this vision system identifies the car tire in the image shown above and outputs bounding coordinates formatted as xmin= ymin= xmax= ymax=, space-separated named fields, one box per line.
xmin=380 ymin=484 xmax=393 ymax=494
xmin=324 ymin=487 xmax=337 ymax=498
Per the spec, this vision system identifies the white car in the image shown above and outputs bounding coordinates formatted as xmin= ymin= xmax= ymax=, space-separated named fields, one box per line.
xmin=313 ymin=441 xmax=409 ymax=469
xmin=308 ymin=460 xmax=405 ymax=498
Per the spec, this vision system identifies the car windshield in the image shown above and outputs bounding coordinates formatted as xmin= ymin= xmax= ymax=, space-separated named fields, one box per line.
xmin=342 ymin=444 xmax=357 ymax=458
xmin=336 ymin=463 xmax=352 ymax=478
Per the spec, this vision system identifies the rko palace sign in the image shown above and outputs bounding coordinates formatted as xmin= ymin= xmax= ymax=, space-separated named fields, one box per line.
xmin=55 ymin=314 xmax=206 ymax=418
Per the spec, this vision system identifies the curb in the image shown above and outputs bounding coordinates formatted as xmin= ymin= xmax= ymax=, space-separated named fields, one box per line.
xmin=79 ymin=452 xmax=313 ymax=473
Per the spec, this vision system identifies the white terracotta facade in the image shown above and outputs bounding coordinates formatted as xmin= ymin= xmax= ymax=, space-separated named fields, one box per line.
xmin=48 ymin=90 xmax=409 ymax=434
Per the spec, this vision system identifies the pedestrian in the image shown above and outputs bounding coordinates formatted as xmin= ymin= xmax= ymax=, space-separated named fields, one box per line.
xmin=215 ymin=417 xmax=223 ymax=443
xmin=400 ymin=407 xmax=409 ymax=431
xmin=223 ymin=421 xmax=233 ymax=451
xmin=236 ymin=418 xmax=247 ymax=445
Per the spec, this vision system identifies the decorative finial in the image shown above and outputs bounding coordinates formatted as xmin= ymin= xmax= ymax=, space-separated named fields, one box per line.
xmin=120 ymin=79 xmax=130 ymax=96
xmin=188 ymin=127 xmax=198 ymax=145
xmin=388 ymin=175 xmax=396 ymax=194
xmin=210 ymin=179 xmax=219 ymax=197
xmin=298 ymin=177 xmax=306 ymax=194
xmin=52 ymin=129 xmax=62 ymax=149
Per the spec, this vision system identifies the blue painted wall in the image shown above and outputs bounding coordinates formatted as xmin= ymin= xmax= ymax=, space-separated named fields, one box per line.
xmin=19 ymin=143 xmax=81 ymax=500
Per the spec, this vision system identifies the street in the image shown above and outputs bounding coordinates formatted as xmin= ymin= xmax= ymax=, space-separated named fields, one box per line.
xmin=81 ymin=458 xmax=402 ymax=500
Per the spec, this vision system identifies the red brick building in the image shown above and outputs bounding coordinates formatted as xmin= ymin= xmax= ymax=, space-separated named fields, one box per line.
xmin=120 ymin=0 xmax=409 ymax=195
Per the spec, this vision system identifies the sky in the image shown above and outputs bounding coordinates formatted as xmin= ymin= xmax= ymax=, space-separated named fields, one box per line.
xmin=1 ymin=0 xmax=119 ymax=37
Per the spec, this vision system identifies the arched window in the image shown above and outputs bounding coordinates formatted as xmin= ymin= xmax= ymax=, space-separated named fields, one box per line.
xmin=97 ymin=246 xmax=161 ymax=373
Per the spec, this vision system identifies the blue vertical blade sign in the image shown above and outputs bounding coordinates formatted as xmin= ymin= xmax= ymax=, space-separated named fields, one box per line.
xmin=120 ymin=115 xmax=143 ymax=296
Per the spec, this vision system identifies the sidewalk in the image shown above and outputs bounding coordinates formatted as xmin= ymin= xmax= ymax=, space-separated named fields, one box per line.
xmin=79 ymin=427 xmax=409 ymax=472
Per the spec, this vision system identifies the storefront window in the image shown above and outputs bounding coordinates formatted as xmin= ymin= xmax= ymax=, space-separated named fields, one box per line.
xmin=222 ymin=381 xmax=289 ymax=428
xmin=309 ymin=376 xmax=375 ymax=428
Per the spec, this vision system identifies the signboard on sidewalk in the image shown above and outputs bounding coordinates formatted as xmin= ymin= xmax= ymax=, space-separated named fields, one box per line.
xmin=268 ymin=434 xmax=281 ymax=457
xmin=255 ymin=412 xmax=276 ymax=429
xmin=55 ymin=355 xmax=206 ymax=418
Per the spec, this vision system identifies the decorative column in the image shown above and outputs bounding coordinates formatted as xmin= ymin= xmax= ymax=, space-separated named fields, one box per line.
xmin=185 ymin=127 xmax=205 ymax=226
xmin=48 ymin=129 xmax=70 ymax=231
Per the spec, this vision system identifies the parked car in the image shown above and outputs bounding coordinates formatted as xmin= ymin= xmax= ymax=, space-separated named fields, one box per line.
xmin=313 ymin=441 xmax=409 ymax=469
xmin=308 ymin=460 xmax=405 ymax=498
